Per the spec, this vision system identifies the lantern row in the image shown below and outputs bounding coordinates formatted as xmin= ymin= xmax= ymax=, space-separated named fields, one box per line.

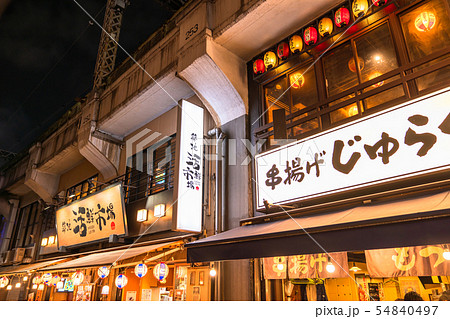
xmin=253 ymin=0 xmax=387 ymax=75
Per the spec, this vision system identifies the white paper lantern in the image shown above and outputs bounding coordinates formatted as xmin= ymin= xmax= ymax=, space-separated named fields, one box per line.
xmin=72 ymin=271 xmax=85 ymax=286
xmin=153 ymin=262 xmax=169 ymax=281
xmin=38 ymin=284 xmax=45 ymax=291
xmin=115 ymin=274 xmax=128 ymax=289
xmin=134 ymin=263 xmax=148 ymax=278
xmin=101 ymin=285 xmax=110 ymax=295
xmin=0 ymin=276 xmax=9 ymax=288
xmin=42 ymin=273 xmax=52 ymax=285
xmin=51 ymin=275 xmax=61 ymax=286
xmin=32 ymin=276 xmax=41 ymax=285
xmin=56 ymin=281 xmax=64 ymax=289
xmin=98 ymin=266 xmax=110 ymax=279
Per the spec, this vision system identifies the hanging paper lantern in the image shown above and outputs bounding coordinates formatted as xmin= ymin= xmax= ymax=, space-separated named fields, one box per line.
xmin=335 ymin=7 xmax=351 ymax=27
xmin=415 ymin=12 xmax=436 ymax=32
xmin=0 ymin=276 xmax=9 ymax=288
xmin=134 ymin=263 xmax=148 ymax=278
xmin=153 ymin=262 xmax=169 ymax=282
xmin=304 ymin=27 xmax=318 ymax=45
xmin=289 ymin=35 xmax=303 ymax=53
xmin=42 ymin=273 xmax=52 ymax=285
xmin=101 ymin=285 xmax=110 ymax=295
xmin=290 ymin=73 xmax=305 ymax=89
xmin=277 ymin=42 xmax=290 ymax=60
xmin=32 ymin=276 xmax=42 ymax=285
xmin=71 ymin=271 xmax=84 ymax=286
xmin=352 ymin=0 xmax=369 ymax=18
xmin=318 ymin=17 xmax=334 ymax=37
xmin=348 ymin=57 xmax=365 ymax=73
xmin=263 ymin=51 xmax=277 ymax=70
xmin=253 ymin=59 xmax=265 ymax=75
xmin=369 ymin=71 xmax=384 ymax=88
xmin=372 ymin=0 xmax=388 ymax=6
xmin=38 ymin=284 xmax=45 ymax=291
xmin=115 ymin=274 xmax=128 ymax=289
xmin=51 ymin=275 xmax=61 ymax=286
xmin=98 ymin=266 xmax=110 ymax=279
xmin=56 ymin=281 xmax=64 ymax=290
xmin=32 ymin=284 xmax=38 ymax=290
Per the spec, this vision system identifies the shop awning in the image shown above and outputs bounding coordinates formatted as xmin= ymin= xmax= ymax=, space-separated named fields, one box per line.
xmin=40 ymin=240 xmax=180 ymax=272
xmin=0 ymin=258 xmax=68 ymax=275
xmin=186 ymin=191 xmax=450 ymax=262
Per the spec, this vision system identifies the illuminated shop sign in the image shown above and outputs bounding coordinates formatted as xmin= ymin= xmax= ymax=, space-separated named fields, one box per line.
xmin=175 ymin=100 xmax=204 ymax=232
xmin=255 ymin=88 xmax=450 ymax=210
xmin=56 ymin=183 xmax=127 ymax=247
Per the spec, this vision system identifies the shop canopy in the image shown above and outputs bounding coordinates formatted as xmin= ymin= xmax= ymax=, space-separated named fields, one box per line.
xmin=186 ymin=191 xmax=450 ymax=262
xmin=0 ymin=258 xmax=68 ymax=276
xmin=40 ymin=240 xmax=180 ymax=272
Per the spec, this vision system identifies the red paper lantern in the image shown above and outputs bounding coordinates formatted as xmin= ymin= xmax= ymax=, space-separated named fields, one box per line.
xmin=372 ymin=0 xmax=388 ymax=6
xmin=335 ymin=7 xmax=350 ymax=28
xmin=318 ymin=17 xmax=334 ymax=37
xmin=253 ymin=59 xmax=265 ymax=75
xmin=304 ymin=27 xmax=318 ymax=46
xmin=277 ymin=42 xmax=290 ymax=60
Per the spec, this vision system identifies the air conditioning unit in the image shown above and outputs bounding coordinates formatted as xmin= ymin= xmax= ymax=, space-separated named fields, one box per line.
xmin=22 ymin=245 xmax=36 ymax=263
xmin=13 ymin=248 xmax=26 ymax=263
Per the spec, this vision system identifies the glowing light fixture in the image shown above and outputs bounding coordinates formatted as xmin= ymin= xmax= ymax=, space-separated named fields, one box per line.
xmin=352 ymin=0 xmax=369 ymax=18
xmin=101 ymin=285 xmax=110 ymax=295
xmin=72 ymin=271 xmax=84 ymax=286
xmin=348 ymin=57 xmax=364 ymax=73
xmin=98 ymin=266 xmax=110 ymax=279
xmin=415 ymin=11 xmax=436 ymax=32
xmin=277 ymin=263 xmax=284 ymax=271
xmin=210 ymin=268 xmax=217 ymax=277
xmin=154 ymin=204 xmax=166 ymax=218
xmin=134 ymin=263 xmax=148 ymax=278
xmin=290 ymin=73 xmax=305 ymax=89
xmin=0 ymin=276 xmax=9 ymax=288
xmin=15 ymin=282 xmax=21 ymax=288
xmin=289 ymin=35 xmax=303 ymax=53
xmin=137 ymin=209 xmax=148 ymax=222
xmin=48 ymin=236 xmax=55 ymax=245
xmin=304 ymin=26 xmax=318 ymax=45
xmin=350 ymin=262 xmax=362 ymax=272
xmin=443 ymin=246 xmax=450 ymax=260
xmin=42 ymin=273 xmax=52 ymax=285
xmin=264 ymin=51 xmax=278 ymax=70
xmin=6 ymin=285 xmax=12 ymax=290
xmin=372 ymin=0 xmax=388 ymax=6
xmin=335 ymin=7 xmax=350 ymax=28
xmin=153 ymin=262 xmax=169 ymax=282
xmin=318 ymin=17 xmax=333 ymax=37
xmin=115 ymin=274 xmax=128 ymax=289
xmin=253 ymin=59 xmax=265 ymax=75
xmin=38 ymin=284 xmax=44 ymax=291
xmin=23 ymin=276 xmax=28 ymax=282
xmin=326 ymin=262 xmax=336 ymax=273
xmin=41 ymin=238 xmax=48 ymax=247
xmin=56 ymin=281 xmax=64 ymax=289
xmin=369 ymin=71 xmax=384 ymax=88
xmin=277 ymin=42 xmax=290 ymax=60
xmin=32 ymin=284 xmax=38 ymax=289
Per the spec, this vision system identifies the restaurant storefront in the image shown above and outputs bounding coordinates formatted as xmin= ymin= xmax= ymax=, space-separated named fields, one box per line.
xmin=186 ymin=0 xmax=450 ymax=301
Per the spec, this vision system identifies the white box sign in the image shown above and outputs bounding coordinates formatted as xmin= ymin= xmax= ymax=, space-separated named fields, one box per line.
xmin=255 ymin=88 xmax=450 ymax=210
xmin=176 ymin=100 xmax=204 ymax=232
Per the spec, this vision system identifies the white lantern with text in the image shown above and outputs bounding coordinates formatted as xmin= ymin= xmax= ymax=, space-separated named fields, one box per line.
xmin=115 ymin=274 xmax=128 ymax=289
xmin=98 ymin=266 xmax=110 ymax=279
xmin=153 ymin=262 xmax=169 ymax=282
xmin=134 ymin=263 xmax=148 ymax=278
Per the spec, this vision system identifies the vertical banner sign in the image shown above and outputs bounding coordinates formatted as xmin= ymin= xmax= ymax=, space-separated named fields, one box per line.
xmin=176 ymin=100 xmax=204 ymax=232
xmin=365 ymin=244 xmax=450 ymax=277
xmin=56 ymin=183 xmax=127 ymax=247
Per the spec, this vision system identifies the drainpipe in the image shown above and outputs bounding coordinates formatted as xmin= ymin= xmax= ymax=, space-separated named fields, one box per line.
xmin=207 ymin=127 xmax=227 ymax=300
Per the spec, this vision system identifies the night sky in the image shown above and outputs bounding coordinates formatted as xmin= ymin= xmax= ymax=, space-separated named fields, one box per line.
xmin=0 ymin=0 xmax=173 ymax=163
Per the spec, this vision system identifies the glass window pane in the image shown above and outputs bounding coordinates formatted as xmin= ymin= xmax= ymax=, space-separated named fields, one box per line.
xmin=323 ymin=43 xmax=359 ymax=97
xmin=400 ymin=0 xmax=450 ymax=62
xmin=290 ymin=65 xmax=318 ymax=112
xmin=330 ymin=103 xmax=359 ymax=124
xmin=264 ymin=77 xmax=291 ymax=124
xmin=364 ymin=85 xmax=405 ymax=110
xmin=355 ymin=23 xmax=399 ymax=83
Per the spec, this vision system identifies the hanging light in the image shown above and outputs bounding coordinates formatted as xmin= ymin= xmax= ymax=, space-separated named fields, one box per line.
xmin=32 ymin=284 xmax=38 ymax=289
xmin=51 ymin=275 xmax=61 ymax=286
xmin=326 ymin=261 xmax=336 ymax=273
xmin=41 ymin=237 xmax=48 ymax=247
xmin=153 ymin=262 xmax=169 ymax=282
xmin=415 ymin=12 xmax=436 ymax=32
xmin=304 ymin=26 xmax=318 ymax=45
xmin=443 ymin=245 xmax=450 ymax=260
xmin=72 ymin=271 xmax=85 ymax=286
xmin=372 ymin=0 xmax=388 ymax=6
xmin=263 ymin=51 xmax=277 ymax=70
xmin=350 ymin=262 xmax=362 ymax=272
xmin=136 ymin=209 xmax=148 ymax=222
xmin=290 ymin=73 xmax=305 ymax=89
xmin=0 ymin=276 xmax=9 ymax=288
xmin=98 ymin=266 xmax=110 ymax=279
xmin=23 ymin=276 xmax=28 ymax=282
xmin=15 ymin=282 xmax=21 ymax=288
xmin=56 ymin=281 xmax=64 ymax=290
xmin=6 ymin=285 xmax=12 ymax=290
xmin=134 ymin=263 xmax=148 ymax=278
xmin=352 ymin=0 xmax=369 ymax=18
xmin=101 ymin=285 xmax=110 ymax=295
xmin=32 ymin=276 xmax=41 ymax=285
xmin=277 ymin=42 xmax=290 ymax=60
xmin=368 ymin=71 xmax=384 ymax=88
xmin=348 ymin=57 xmax=364 ymax=73
xmin=42 ymin=273 xmax=52 ymax=285
xmin=115 ymin=274 xmax=128 ymax=289
xmin=335 ymin=7 xmax=350 ymax=28
xmin=253 ymin=59 xmax=265 ymax=75
xmin=38 ymin=284 xmax=45 ymax=291
xmin=209 ymin=268 xmax=217 ymax=277
xmin=289 ymin=35 xmax=303 ymax=53
xmin=318 ymin=17 xmax=334 ymax=37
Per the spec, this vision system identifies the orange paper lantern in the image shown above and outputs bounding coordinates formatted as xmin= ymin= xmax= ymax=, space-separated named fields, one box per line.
xmin=289 ymin=35 xmax=303 ymax=53
xmin=264 ymin=51 xmax=277 ymax=69
xmin=319 ymin=17 xmax=334 ymax=37
xmin=290 ymin=73 xmax=305 ymax=89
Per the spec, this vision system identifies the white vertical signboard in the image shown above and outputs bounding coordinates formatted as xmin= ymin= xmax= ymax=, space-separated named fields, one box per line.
xmin=176 ymin=100 xmax=204 ymax=232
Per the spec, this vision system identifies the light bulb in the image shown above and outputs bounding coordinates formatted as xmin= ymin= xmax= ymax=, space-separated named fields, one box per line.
xmin=6 ymin=285 xmax=12 ymax=290
xmin=326 ymin=262 xmax=336 ymax=273
xmin=210 ymin=269 xmax=217 ymax=277
xmin=32 ymin=284 xmax=38 ymax=289
xmin=15 ymin=283 xmax=21 ymax=288
xmin=23 ymin=276 xmax=28 ymax=282
xmin=443 ymin=250 xmax=450 ymax=260
xmin=277 ymin=263 xmax=284 ymax=271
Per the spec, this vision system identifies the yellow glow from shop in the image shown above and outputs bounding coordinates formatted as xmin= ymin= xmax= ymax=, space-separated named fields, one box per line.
xmin=41 ymin=238 xmax=48 ymax=246
xmin=48 ymin=236 xmax=55 ymax=245
xmin=136 ymin=209 xmax=148 ymax=222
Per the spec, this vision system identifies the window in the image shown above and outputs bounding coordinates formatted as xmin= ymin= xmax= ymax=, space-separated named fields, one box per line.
xmin=125 ymin=136 xmax=175 ymax=203
xmin=65 ymin=175 xmax=98 ymax=204
xmin=10 ymin=202 xmax=40 ymax=248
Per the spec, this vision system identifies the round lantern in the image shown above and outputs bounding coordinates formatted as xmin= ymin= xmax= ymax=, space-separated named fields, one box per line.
xmin=335 ymin=7 xmax=351 ymax=27
xmin=153 ymin=262 xmax=169 ymax=282
xmin=348 ymin=57 xmax=364 ymax=73
xmin=290 ymin=73 xmax=305 ymax=89
xmin=369 ymin=71 xmax=384 ymax=88
xmin=253 ymin=59 xmax=265 ymax=75
xmin=134 ymin=263 xmax=148 ymax=278
xmin=352 ymin=0 xmax=369 ymax=18
xmin=304 ymin=27 xmax=318 ymax=45
xmin=115 ymin=274 xmax=128 ymax=289
xmin=0 ymin=276 xmax=9 ymax=288
xmin=51 ymin=275 xmax=61 ymax=286
xmin=32 ymin=276 xmax=41 ymax=285
xmin=372 ymin=0 xmax=388 ymax=6
xmin=415 ymin=12 xmax=436 ymax=32
xmin=263 ymin=51 xmax=277 ymax=70
xmin=56 ymin=281 xmax=64 ymax=290
xmin=289 ymin=35 xmax=303 ymax=53
xmin=71 ymin=271 xmax=84 ymax=286
xmin=42 ymin=273 xmax=52 ymax=284
xmin=318 ymin=17 xmax=334 ymax=37
xmin=277 ymin=42 xmax=290 ymax=60
xmin=98 ymin=266 xmax=110 ymax=279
